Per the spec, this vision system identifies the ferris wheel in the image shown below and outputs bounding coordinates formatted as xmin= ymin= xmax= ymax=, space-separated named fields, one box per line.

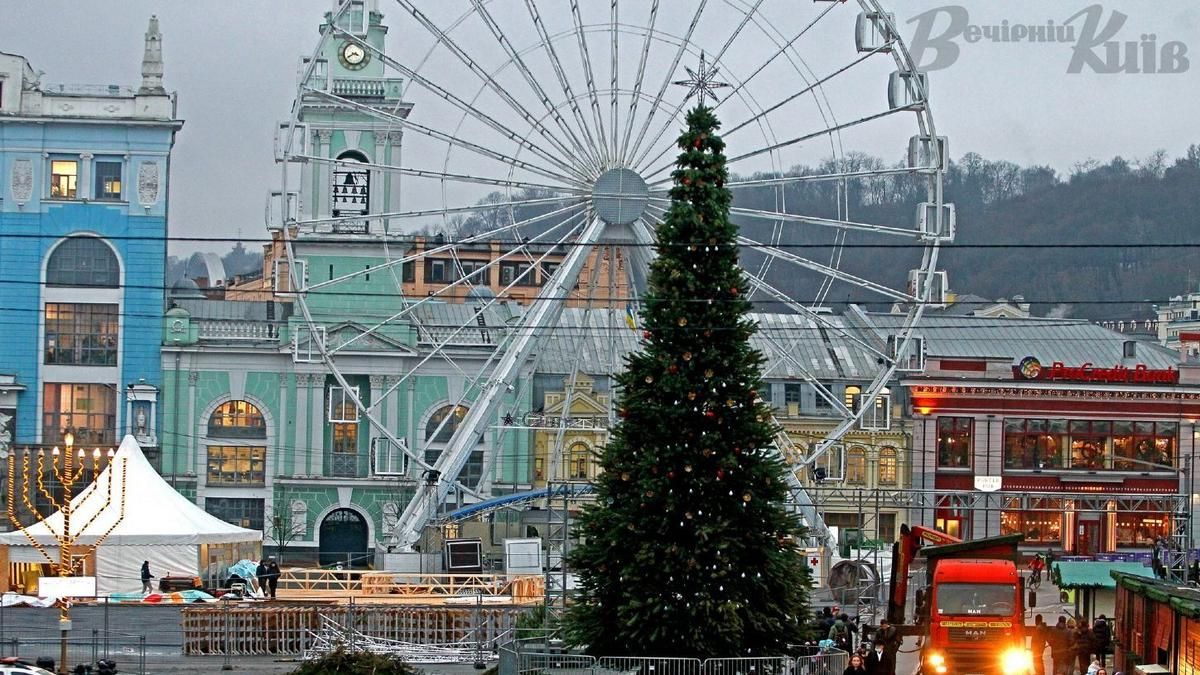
xmin=277 ymin=0 xmax=951 ymax=550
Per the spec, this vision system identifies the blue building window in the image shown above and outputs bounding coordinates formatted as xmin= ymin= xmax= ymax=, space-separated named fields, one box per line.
xmin=47 ymin=237 xmax=119 ymax=288
xmin=50 ymin=159 xmax=79 ymax=199
xmin=44 ymin=303 xmax=118 ymax=366
xmin=94 ymin=160 xmax=123 ymax=200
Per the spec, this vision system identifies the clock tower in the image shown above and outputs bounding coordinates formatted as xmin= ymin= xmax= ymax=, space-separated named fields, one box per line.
xmin=281 ymin=0 xmax=410 ymax=231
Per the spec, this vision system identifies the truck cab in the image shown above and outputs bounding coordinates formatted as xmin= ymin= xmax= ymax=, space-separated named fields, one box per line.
xmin=925 ymin=559 xmax=1029 ymax=675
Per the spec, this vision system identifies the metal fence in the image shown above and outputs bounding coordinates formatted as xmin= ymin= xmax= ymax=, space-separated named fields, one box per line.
xmin=498 ymin=639 xmax=849 ymax=675
xmin=0 ymin=630 xmax=146 ymax=675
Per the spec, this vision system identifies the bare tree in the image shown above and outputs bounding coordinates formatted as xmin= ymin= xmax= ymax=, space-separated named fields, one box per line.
xmin=264 ymin=505 xmax=306 ymax=564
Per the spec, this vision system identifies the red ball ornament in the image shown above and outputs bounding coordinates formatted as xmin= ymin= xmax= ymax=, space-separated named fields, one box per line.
xmin=730 ymin=287 xmax=739 ymax=296
xmin=643 ymin=331 xmax=652 ymax=339
xmin=694 ymin=138 xmax=703 ymax=149
xmin=705 ymin=410 xmax=716 ymax=418
xmin=667 ymin=471 xmax=676 ymax=479
xmin=669 ymin=364 xmax=679 ymax=374
xmin=716 ymin=469 xmax=725 ymax=480
xmin=619 ymin=408 xmax=629 ymax=418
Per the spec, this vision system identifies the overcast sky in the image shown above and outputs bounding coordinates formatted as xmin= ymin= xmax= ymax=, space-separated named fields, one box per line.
xmin=3 ymin=1 xmax=1197 ymax=256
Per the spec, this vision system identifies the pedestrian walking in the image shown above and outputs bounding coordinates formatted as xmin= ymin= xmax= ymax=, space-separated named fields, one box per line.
xmin=140 ymin=560 xmax=154 ymax=594
xmin=263 ymin=556 xmax=281 ymax=599
xmin=1030 ymin=614 xmax=1048 ymax=675
xmin=875 ymin=619 xmax=900 ymax=675
xmin=256 ymin=558 xmax=269 ymax=598
xmin=1072 ymin=619 xmax=1093 ymax=675
xmin=1049 ymin=616 xmax=1071 ymax=675
xmin=1092 ymin=614 xmax=1112 ymax=668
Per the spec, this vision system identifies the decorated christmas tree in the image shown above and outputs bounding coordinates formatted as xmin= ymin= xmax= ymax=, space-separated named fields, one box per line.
xmin=565 ymin=106 xmax=812 ymax=657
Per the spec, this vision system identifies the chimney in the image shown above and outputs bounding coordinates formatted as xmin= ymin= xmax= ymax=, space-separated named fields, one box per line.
xmin=1012 ymin=294 xmax=1030 ymax=312
xmin=139 ymin=16 xmax=166 ymax=95
xmin=1122 ymin=340 xmax=1137 ymax=362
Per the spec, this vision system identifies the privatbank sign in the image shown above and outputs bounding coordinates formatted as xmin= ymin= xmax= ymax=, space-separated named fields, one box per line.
xmin=1015 ymin=356 xmax=1179 ymax=384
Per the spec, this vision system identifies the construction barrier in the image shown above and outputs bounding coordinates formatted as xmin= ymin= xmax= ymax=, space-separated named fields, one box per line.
xmin=181 ymin=602 xmax=527 ymax=656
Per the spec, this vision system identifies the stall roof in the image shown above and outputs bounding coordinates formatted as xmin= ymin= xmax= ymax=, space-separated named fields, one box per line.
xmin=1113 ymin=571 xmax=1200 ymax=618
xmin=1053 ymin=561 xmax=1153 ymax=589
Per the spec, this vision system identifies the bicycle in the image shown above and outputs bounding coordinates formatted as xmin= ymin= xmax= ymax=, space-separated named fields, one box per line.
xmin=1028 ymin=569 xmax=1042 ymax=591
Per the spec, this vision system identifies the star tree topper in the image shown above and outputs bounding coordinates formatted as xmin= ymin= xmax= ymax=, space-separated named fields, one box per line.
xmin=673 ymin=52 xmax=731 ymax=107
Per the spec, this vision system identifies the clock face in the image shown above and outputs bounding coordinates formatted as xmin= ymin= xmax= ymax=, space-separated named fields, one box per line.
xmin=340 ymin=42 xmax=368 ymax=70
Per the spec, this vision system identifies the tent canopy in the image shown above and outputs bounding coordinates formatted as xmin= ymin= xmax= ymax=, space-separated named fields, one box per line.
xmin=0 ymin=435 xmax=260 ymax=547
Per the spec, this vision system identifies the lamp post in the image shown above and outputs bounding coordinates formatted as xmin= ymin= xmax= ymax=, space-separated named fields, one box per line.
xmin=6 ymin=433 xmax=127 ymax=674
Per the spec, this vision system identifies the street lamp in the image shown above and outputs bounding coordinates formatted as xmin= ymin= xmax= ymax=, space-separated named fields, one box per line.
xmin=5 ymin=433 xmax=127 ymax=674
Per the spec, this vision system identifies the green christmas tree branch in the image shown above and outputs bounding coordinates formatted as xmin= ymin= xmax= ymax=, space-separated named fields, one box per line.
xmin=565 ymin=106 xmax=813 ymax=658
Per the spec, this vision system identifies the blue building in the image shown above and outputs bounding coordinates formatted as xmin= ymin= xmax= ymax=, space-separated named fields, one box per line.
xmin=0 ymin=17 xmax=183 ymax=465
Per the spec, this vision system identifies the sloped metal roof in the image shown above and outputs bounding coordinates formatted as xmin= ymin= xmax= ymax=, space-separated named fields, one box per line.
xmin=867 ymin=313 xmax=1181 ymax=369
xmin=535 ymin=308 xmax=877 ymax=379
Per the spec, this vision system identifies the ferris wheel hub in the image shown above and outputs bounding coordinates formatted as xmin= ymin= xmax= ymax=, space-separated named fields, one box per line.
xmin=591 ymin=168 xmax=649 ymax=226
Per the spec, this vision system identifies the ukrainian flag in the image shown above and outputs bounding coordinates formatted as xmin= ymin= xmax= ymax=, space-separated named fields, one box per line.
xmin=624 ymin=302 xmax=638 ymax=331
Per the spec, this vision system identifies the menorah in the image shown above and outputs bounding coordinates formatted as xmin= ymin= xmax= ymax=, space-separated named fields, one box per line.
xmin=5 ymin=432 xmax=127 ymax=675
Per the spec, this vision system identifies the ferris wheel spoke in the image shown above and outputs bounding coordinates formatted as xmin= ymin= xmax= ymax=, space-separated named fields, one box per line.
xmin=334 ymin=31 xmax=589 ymax=183
xmin=627 ymin=0 xmax=762 ymax=171
xmin=295 ymin=154 xmax=587 ymax=202
xmin=638 ymin=45 xmax=889 ymax=181
xmin=618 ymin=0 xmax=659 ymax=165
xmin=724 ymin=205 xmax=922 ymax=239
xmin=738 ymin=236 xmax=916 ymax=303
xmin=740 ymin=268 xmax=889 ymax=364
xmin=725 ymin=106 xmax=917 ymax=166
xmin=753 ymin=326 xmax=853 ymax=416
xmin=394 ymin=216 xmax=609 ymax=547
xmin=301 ymin=87 xmax=584 ymax=187
xmin=369 ymin=215 xmax=590 ymax=401
xmin=395 ymin=0 xmax=594 ymax=177
xmin=569 ymin=1 xmax=610 ymax=167
xmin=625 ymin=0 xmax=707 ymax=168
xmin=608 ymin=0 xmax=619 ymax=164
xmin=467 ymin=0 xmax=600 ymax=173
xmin=710 ymin=1 xmax=840 ymax=117
xmin=296 ymin=194 xmax=586 ymax=230
xmin=523 ymin=0 xmax=604 ymax=168
xmin=713 ymin=165 xmax=937 ymax=191
xmin=726 ymin=46 xmax=890 ymax=138
xmin=304 ymin=201 xmax=588 ymax=293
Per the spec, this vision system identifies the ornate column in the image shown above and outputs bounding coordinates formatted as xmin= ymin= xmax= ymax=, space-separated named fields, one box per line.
xmin=187 ymin=371 xmax=200 ymax=480
xmin=385 ymin=131 xmax=404 ymax=216
xmin=314 ymin=129 xmax=333 ymax=221
xmin=78 ymin=152 xmax=94 ymax=200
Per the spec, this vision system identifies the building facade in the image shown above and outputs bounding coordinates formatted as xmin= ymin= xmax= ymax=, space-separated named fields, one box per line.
xmin=0 ymin=19 xmax=182 ymax=469
xmin=898 ymin=315 xmax=1200 ymax=555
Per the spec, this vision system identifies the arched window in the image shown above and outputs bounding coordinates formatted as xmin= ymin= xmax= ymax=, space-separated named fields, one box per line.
xmin=568 ymin=442 xmax=593 ymax=480
xmin=424 ymin=405 xmax=484 ymax=488
xmin=47 ymin=237 xmax=119 ymax=287
xmin=208 ymin=400 xmax=267 ymax=438
xmin=425 ymin=405 xmax=468 ymax=444
xmin=846 ymin=447 xmax=867 ymax=484
xmin=879 ymin=446 xmax=898 ymax=485
xmin=844 ymin=385 xmax=862 ymax=410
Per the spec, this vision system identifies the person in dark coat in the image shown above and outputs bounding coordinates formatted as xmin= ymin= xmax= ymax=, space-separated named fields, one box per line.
xmin=1048 ymin=616 xmax=1071 ymax=675
xmin=1092 ymin=615 xmax=1112 ymax=668
xmin=262 ymin=557 xmax=281 ymax=599
xmin=1072 ymin=619 xmax=1093 ymax=675
xmin=1030 ymin=614 xmax=1048 ymax=675
xmin=875 ymin=619 xmax=900 ymax=675
xmin=140 ymin=561 xmax=154 ymax=594
xmin=256 ymin=559 xmax=269 ymax=598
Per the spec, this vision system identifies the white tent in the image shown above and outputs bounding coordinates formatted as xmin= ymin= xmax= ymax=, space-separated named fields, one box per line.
xmin=0 ymin=435 xmax=261 ymax=595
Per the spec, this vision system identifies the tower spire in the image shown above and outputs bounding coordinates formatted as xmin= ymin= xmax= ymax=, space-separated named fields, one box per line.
xmin=139 ymin=15 xmax=165 ymax=95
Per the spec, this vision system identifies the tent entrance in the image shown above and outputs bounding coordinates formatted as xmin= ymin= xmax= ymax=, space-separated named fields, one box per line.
xmin=319 ymin=509 xmax=369 ymax=569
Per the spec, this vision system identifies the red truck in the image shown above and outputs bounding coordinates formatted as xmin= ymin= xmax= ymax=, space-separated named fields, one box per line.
xmin=886 ymin=524 xmax=1034 ymax=675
